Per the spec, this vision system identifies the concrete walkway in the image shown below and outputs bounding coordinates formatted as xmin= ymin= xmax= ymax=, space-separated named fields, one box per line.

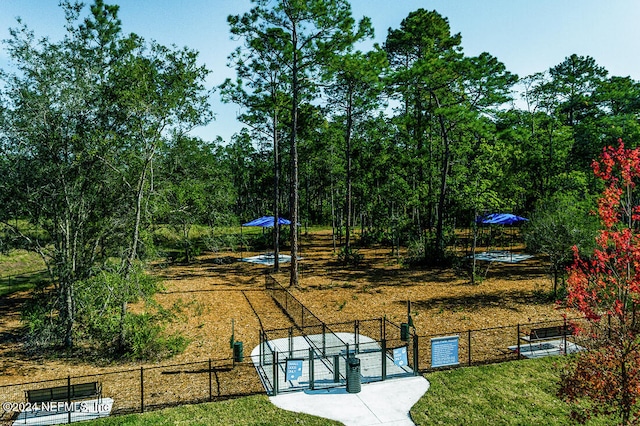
xmin=270 ymin=376 xmax=430 ymax=426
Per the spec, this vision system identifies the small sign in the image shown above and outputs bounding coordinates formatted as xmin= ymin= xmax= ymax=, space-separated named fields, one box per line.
xmin=286 ymin=359 xmax=303 ymax=381
xmin=431 ymin=335 xmax=460 ymax=368
xmin=393 ymin=346 xmax=408 ymax=367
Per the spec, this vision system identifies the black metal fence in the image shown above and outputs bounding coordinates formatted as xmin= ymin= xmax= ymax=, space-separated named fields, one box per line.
xmin=262 ymin=275 xmax=420 ymax=395
xmin=258 ymin=318 xmax=418 ymax=396
xmin=0 ymin=272 xmax=591 ymax=425
xmin=414 ymin=317 xmax=591 ymax=371
xmin=0 ymin=357 xmax=263 ymax=426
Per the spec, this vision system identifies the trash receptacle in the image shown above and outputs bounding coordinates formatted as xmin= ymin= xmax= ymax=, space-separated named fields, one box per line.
xmin=233 ymin=341 xmax=244 ymax=362
xmin=346 ymin=357 xmax=361 ymax=393
xmin=401 ymin=323 xmax=410 ymax=341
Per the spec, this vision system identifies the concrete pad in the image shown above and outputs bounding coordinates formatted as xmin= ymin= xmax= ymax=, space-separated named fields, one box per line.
xmin=270 ymin=376 xmax=430 ymax=426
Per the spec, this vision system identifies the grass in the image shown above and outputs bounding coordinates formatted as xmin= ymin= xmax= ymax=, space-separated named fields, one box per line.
xmin=89 ymin=394 xmax=341 ymax=426
xmin=0 ymin=249 xmax=47 ymax=297
xmin=412 ymin=356 xmax=615 ymax=425
xmin=83 ymin=356 xmax=620 ymax=426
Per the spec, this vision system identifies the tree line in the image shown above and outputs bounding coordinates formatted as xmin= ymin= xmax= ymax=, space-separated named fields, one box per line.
xmin=0 ymin=0 xmax=637 ymax=356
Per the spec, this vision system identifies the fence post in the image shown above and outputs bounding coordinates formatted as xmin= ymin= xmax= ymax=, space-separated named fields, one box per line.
xmin=413 ymin=334 xmax=419 ymax=375
xmin=209 ymin=359 xmax=213 ymax=401
xmin=383 ymin=317 xmax=386 ymax=341
xmin=355 ymin=320 xmax=360 ymax=354
xmin=67 ymin=375 xmax=71 ymax=424
xmin=260 ymin=330 xmax=264 ymax=365
xmin=562 ymin=317 xmax=567 ymax=355
xmin=322 ymin=323 xmax=326 ymax=357
xmin=273 ymin=351 xmax=278 ymax=396
xmin=333 ymin=355 xmax=340 ymax=383
xmin=381 ymin=339 xmax=387 ymax=381
xmin=517 ymin=324 xmax=521 ymax=360
xmin=289 ymin=327 xmax=293 ymax=358
xmin=309 ymin=348 xmax=315 ymax=390
xmin=140 ymin=366 xmax=144 ymax=413
xmin=468 ymin=330 xmax=472 ymax=366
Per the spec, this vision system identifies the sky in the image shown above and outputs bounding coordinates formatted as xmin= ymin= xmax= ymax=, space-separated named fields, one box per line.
xmin=1 ymin=0 xmax=639 ymax=143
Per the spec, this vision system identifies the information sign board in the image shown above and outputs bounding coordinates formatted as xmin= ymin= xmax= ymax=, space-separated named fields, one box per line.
xmin=431 ymin=335 xmax=460 ymax=368
xmin=286 ymin=359 xmax=303 ymax=381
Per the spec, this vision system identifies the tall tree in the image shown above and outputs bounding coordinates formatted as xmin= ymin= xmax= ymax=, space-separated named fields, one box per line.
xmin=560 ymin=140 xmax=640 ymax=424
xmin=228 ymin=0 xmax=371 ymax=286
xmin=221 ymin=22 xmax=292 ymax=271
xmin=0 ymin=0 xmax=211 ymax=352
xmin=385 ymin=9 xmax=516 ymax=262
xmin=323 ymin=45 xmax=386 ymax=254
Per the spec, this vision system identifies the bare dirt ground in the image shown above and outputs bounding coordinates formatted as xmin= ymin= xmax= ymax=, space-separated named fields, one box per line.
xmin=0 ymin=229 xmax=562 ymax=387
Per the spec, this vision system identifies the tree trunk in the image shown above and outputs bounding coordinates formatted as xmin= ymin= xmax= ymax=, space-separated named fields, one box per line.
xmin=435 ymin=113 xmax=451 ymax=261
xmin=119 ymin=152 xmax=151 ymax=351
xmin=289 ymin=26 xmax=299 ymax=288
xmin=345 ymin=90 xmax=353 ymax=252
xmin=273 ymin=107 xmax=280 ymax=273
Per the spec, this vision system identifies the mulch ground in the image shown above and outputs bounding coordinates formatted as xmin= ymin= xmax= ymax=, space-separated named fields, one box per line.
xmin=0 ymin=229 xmax=563 ymax=387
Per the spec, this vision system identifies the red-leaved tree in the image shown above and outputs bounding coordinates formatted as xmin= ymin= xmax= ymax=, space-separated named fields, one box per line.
xmin=559 ymin=140 xmax=640 ymax=424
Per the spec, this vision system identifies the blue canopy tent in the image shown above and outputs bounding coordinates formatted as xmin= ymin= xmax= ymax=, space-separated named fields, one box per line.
xmin=473 ymin=213 xmax=531 ymax=263
xmin=242 ymin=216 xmax=291 ymax=227
xmin=476 ymin=213 xmax=528 ymax=226
xmin=240 ymin=216 xmax=295 ymax=265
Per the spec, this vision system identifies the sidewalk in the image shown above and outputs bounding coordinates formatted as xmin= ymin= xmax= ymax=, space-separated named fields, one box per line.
xmin=270 ymin=376 xmax=430 ymax=426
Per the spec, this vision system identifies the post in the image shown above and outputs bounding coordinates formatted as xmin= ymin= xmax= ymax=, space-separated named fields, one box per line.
xmin=413 ymin=334 xmax=419 ymax=375
xmin=209 ymin=359 xmax=213 ymax=401
xmin=140 ymin=367 xmax=144 ymax=413
xmin=322 ymin=323 xmax=326 ymax=356
xmin=468 ymin=329 xmax=472 ymax=366
xmin=289 ymin=327 xmax=293 ymax=358
xmin=333 ymin=355 xmax=340 ymax=383
xmin=309 ymin=348 xmax=315 ymax=390
xmin=562 ymin=317 xmax=567 ymax=355
xmin=382 ymin=317 xmax=386 ymax=341
xmin=381 ymin=339 xmax=387 ymax=381
xmin=259 ymin=330 xmax=264 ymax=365
xmin=517 ymin=324 xmax=521 ymax=360
xmin=273 ymin=351 xmax=278 ymax=396
xmin=354 ymin=320 xmax=360 ymax=354
xmin=67 ymin=376 xmax=71 ymax=424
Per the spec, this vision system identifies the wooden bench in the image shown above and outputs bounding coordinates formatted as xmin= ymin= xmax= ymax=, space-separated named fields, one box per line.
xmin=521 ymin=325 xmax=573 ymax=342
xmin=26 ymin=381 xmax=102 ymax=404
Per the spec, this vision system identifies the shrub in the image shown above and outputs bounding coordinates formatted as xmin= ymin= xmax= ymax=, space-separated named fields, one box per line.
xmin=337 ymin=246 xmax=363 ymax=266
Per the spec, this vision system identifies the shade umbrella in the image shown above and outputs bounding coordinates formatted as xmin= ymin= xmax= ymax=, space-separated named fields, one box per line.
xmin=242 ymin=216 xmax=291 ymax=227
xmin=475 ymin=213 xmax=528 ymax=226
xmin=475 ymin=213 xmax=529 ymax=261
xmin=240 ymin=216 xmax=293 ymax=264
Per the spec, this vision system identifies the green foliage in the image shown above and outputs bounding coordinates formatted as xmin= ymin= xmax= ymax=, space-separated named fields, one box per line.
xmin=20 ymin=288 xmax=61 ymax=351
xmin=0 ymin=0 xmax=211 ymax=349
xmin=19 ymin=262 xmax=187 ymax=360
xmin=406 ymin=228 xmax=456 ymax=267
xmin=121 ymin=312 xmax=189 ymax=361
xmin=524 ymin=191 xmax=599 ymax=295
xmin=337 ymin=246 xmax=363 ymax=266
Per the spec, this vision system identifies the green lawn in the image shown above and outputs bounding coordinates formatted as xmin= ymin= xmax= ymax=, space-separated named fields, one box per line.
xmin=89 ymin=394 xmax=341 ymax=426
xmin=0 ymin=249 xmax=47 ymax=297
xmin=86 ymin=356 xmax=619 ymax=426
xmin=411 ymin=356 xmax=614 ymax=425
